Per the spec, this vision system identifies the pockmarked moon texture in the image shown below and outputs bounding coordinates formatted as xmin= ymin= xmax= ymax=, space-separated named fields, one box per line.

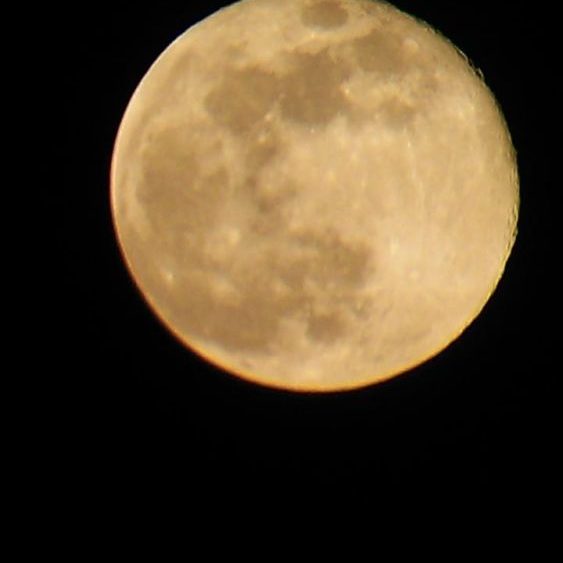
xmin=111 ymin=0 xmax=519 ymax=392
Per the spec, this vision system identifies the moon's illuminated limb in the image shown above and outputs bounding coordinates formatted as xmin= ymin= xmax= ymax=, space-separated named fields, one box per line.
xmin=111 ymin=0 xmax=519 ymax=392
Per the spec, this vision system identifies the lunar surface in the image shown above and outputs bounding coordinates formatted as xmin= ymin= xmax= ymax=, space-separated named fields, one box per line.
xmin=111 ymin=0 xmax=519 ymax=391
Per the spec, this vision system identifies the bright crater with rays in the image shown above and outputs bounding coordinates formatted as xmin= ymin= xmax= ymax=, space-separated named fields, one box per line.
xmin=111 ymin=0 xmax=519 ymax=391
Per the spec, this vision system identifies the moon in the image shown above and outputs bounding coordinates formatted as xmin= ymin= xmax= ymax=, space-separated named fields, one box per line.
xmin=111 ymin=0 xmax=519 ymax=392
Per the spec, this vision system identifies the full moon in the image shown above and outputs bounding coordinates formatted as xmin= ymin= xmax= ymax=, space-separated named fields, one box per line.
xmin=111 ymin=0 xmax=519 ymax=392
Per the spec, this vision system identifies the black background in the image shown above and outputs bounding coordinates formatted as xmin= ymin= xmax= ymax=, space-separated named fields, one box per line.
xmin=61 ymin=0 xmax=558 ymax=513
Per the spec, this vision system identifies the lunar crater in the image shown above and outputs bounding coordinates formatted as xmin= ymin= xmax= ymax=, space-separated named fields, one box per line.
xmin=352 ymin=27 xmax=410 ymax=75
xmin=301 ymin=0 xmax=349 ymax=29
xmin=204 ymin=65 xmax=282 ymax=133
xmin=306 ymin=310 xmax=347 ymax=343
